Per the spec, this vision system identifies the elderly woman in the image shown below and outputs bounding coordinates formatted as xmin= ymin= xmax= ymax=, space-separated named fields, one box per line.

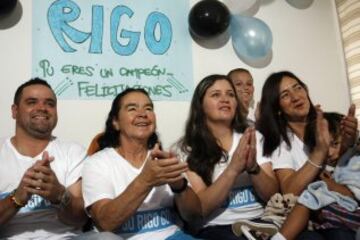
xmin=82 ymin=88 xmax=201 ymax=240
xmin=175 ymin=74 xmax=279 ymax=240
xmin=257 ymin=71 xmax=358 ymax=239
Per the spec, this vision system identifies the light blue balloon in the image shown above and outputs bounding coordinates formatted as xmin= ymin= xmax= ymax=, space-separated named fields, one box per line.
xmin=230 ymin=15 xmax=272 ymax=60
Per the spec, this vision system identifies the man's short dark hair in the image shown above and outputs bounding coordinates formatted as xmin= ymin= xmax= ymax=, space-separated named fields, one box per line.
xmin=13 ymin=78 xmax=54 ymax=105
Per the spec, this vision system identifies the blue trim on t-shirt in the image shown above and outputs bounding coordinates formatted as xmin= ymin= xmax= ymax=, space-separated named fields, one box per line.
xmin=222 ymin=186 xmax=258 ymax=209
xmin=115 ymin=207 xmax=177 ymax=234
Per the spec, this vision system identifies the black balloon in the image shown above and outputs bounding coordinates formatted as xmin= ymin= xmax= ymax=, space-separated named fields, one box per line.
xmin=189 ymin=0 xmax=230 ymax=39
xmin=0 ymin=0 xmax=17 ymax=15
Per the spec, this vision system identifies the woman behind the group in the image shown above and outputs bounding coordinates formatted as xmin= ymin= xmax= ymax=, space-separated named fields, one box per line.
xmin=175 ymin=74 xmax=278 ymax=240
xmin=227 ymin=68 xmax=257 ymax=123
xmin=82 ymin=88 xmax=201 ymax=240
xmin=256 ymin=71 xmax=357 ymax=239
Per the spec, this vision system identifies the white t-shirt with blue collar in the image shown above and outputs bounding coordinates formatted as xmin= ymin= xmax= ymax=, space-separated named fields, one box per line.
xmin=82 ymin=148 xmax=182 ymax=240
xmin=0 ymin=137 xmax=86 ymax=240
xmin=176 ymin=131 xmax=271 ymax=227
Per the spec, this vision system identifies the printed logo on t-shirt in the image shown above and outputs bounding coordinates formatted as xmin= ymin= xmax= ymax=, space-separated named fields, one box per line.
xmin=222 ymin=186 xmax=257 ymax=209
xmin=115 ymin=207 xmax=176 ymax=234
xmin=0 ymin=192 xmax=52 ymax=213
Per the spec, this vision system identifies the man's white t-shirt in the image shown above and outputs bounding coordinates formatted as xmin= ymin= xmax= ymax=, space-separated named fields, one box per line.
xmin=0 ymin=137 xmax=86 ymax=240
xmin=176 ymin=131 xmax=271 ymax=226
xmin=271 ymin=131 xmax=309 ymax=171
xmin=82 ymin=148 xmax=182 ymax=240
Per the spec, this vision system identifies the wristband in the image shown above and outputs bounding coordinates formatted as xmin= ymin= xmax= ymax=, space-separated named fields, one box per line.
xmin=170 ymin=178 xmax=188 ymax=194
xmin=9 ymin=189 xmax=25 ymax=209
xmin=307 ymin=158 xmax=322 ymax=169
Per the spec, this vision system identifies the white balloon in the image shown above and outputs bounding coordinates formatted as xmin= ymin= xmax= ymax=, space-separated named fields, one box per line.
xmin=286 ymin=0 xmax=314 ymax=9
xmin=219 ymin=0 xmax=260 ymax=16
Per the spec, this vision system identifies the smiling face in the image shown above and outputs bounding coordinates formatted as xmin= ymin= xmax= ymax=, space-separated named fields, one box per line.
xmin=279 ymin=76 xmax=310 ymax=122
xmin=12 ymin=84 xmax=57 ymax=139
xmin=202 ymin=79 xmax=237 ymax=126
xmin=113 ymin=91 xmax=156 ymax=144
xmin=230 ymin=71 xmax=254 ymax=109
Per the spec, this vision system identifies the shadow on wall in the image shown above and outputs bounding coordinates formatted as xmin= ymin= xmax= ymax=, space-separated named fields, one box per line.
xmin=237 ymin=49 xmax=273 ymax=68
xmin=0 ymin=1 xmax=23 ymax=30
xmin=260 ymin=0 xmax=275 ymax=6
xmin=190 ymin=29 xmax=231 ymax=49
xmin=285 ymin=0 xmax=314 ymax=9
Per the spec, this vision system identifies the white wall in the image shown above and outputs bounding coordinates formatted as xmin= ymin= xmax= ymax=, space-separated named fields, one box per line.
xmin=0 ymin=0 xmax=350 ymax=149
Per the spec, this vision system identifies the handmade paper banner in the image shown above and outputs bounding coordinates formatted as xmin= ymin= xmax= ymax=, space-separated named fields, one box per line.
xmin=32 ymin=0 xmax=193 ymax=100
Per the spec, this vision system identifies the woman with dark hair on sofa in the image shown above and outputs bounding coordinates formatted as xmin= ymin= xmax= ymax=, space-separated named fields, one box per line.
xmin=174 ymin=74 xmax=279 ymax=239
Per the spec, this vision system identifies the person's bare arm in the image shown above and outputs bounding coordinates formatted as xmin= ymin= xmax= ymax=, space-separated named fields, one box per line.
xmin=89 ymin=151 xmax=188 ymax=231
xmin=320 ymin=171 xmax=355 ymax=198
xmin=0 ymin=196 xmax=19 ymax=225
xmin=0 ymin=160 xmax=41 ymax=225
xmin=22 ymin=152 xmax=86 ymax=227
xmin=340 ymin=104 xmax=358 ymax=154
xmin=56 ymin=180 xmax=87 ymax=227
xmin=280 ymin=204 xmax=310 ymax=240
xmin=187 ymin=128 xmax=253 ymax=217
xmin=276 ymin=150 xmax=324 ymax=195
xmin=0 ymin=184 xmax=31 ymax=225
xmin=170 ymin=178 xmax=203 ymax=223
xmin=277 ymin=107 xmax=330 ymax=195
xmin=247 ymin=130 xmax=279 ymax=201
xmin=89 ymin=175 xmax=153 ymax=231
xmin=250 ymin=162 xmax=279 ymax=201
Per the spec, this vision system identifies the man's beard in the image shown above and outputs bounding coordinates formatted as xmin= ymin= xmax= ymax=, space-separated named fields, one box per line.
xmin=25 ymin=119 xmax=57 ymax=139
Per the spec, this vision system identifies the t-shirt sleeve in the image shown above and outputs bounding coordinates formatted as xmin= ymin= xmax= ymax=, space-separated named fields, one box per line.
xmin=82 ymin=154 xmax=116 ymax=209
xmin=271 ymin=142 xmax=297 ymax=170
xmin=64 ymin=142 xmax=86 ymax=187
